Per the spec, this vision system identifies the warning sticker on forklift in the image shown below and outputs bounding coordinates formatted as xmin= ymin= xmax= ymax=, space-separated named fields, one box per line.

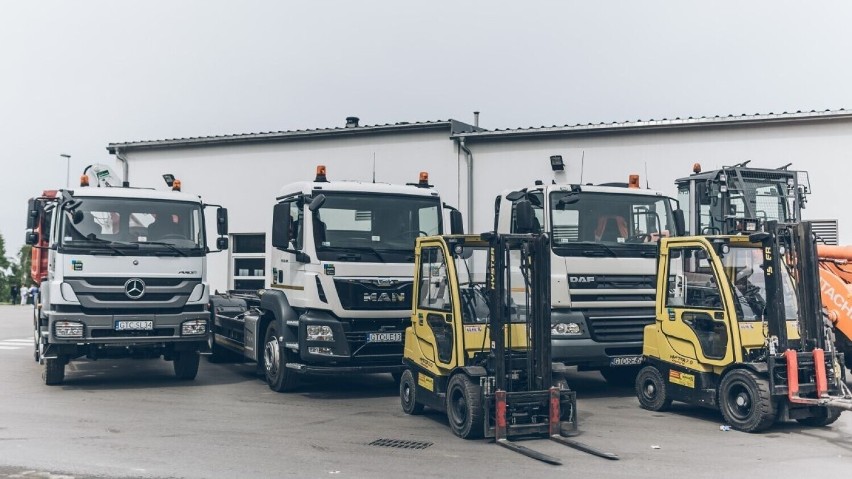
xmin=418 ymin=373 xmax=434 ymax=391
xmin=669 ymin=370 xmax=695 ymax=388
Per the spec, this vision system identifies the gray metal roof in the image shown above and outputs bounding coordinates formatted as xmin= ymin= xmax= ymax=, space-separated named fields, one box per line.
xmin=107 ymin=119 xmax=482 ymax=153
xmin=452 ymin=108 xmax=852 ymax=141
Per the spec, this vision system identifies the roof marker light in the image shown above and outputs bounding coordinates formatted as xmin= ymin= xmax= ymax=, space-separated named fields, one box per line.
xmin=628 ymin=174 xmax=640 ymax=189
xmin=80 ymin=175 xmax=89 ymax=187
xmin=315 ymin=165 xmax=328 ymax=183
xmin=693 ymin=163 xmax=702 ymax=174
xmin=172 ymin=179 xmax=181 ymax=191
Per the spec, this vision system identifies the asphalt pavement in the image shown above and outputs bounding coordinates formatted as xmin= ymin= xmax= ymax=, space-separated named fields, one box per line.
xmin=0 ymin=304 xmax=850 ymax=479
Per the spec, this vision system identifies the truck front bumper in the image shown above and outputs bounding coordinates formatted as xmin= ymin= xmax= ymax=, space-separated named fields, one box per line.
xmin=552 ymin=338 xmax=643 ymax=370
xmin=46 ymin=310 xmax=211 ymax=347
xmin=285 ymin=362 xmax=405 ymax=375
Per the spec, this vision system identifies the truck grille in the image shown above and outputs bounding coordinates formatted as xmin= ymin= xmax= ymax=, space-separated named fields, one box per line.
xmin=64 ymin=277 xmax=200 ymax=311
xmin=586 ymin=309 xmax=654 ymax=343
xmin=341 ymin=319 xmax=407 ymax=363
xmin=333 ymin=279 xmax=412 ymax=311
xmin=91 ymin=328 xmax=175 ymax=338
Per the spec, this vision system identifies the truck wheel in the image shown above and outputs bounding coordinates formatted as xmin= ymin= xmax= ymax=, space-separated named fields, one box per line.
xmin=399 ymin=369 xmax=425 ymax=415
xmin=796 ymin=407 xmax=841 ymax=427
xmin=718 ymin=369 xmax=775 ymax=432
xmin=174 ymin=351 xmax=200 ymax=380
xmin=446 ymin=374 xmax=483 ymax=439
xmin=43 ymin=357 xmax=65 ymax=385
xmin=635 ymin=365 xmax=672 ymax=411
xmin=600 ymin=366 xmax=641 ymax=387
xmin=264 ymin=323 xmax=298 ymax=392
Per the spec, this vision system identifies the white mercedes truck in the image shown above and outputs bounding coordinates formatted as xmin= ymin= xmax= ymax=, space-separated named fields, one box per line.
xmin=495 ymin=173 xmax=684 ymax=385
xmin=209 ymin=166 xmax=463 ymax=392
xmin=26 ymin=165 xmax=229 ymax=385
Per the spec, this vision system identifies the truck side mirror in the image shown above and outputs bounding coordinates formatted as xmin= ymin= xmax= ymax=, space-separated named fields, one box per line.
xmin=26 ymin=199 xmax=39 ymax=230
xmin=216 ymin=207 xmax=229 ymax=236
xmin=673 ymin=209 xmax=686 ymax=236
xmin=449 ymin=209 xmax=464 ymax=235
xmin=308 ymin=194 xmax=326 ymax=212
xmin=25 ymin=231 xmax=39 ymax=246
xmin=515 ymin=199 xmax=536 ymax=234
xmin=216 ymin=236 xmax=229 ymax=251
xmin=272 ymin=202 xmax=291 ymax=250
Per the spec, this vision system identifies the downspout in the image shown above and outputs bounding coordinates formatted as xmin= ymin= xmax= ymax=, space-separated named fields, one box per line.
xmin=114 ymin=148 xmax=130 ymax=187
xmin=458 ymin=137 xmax=474 ymax=233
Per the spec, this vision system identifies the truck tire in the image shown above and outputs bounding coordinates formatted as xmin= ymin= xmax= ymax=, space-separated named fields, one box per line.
xmin=600 ymin=366 xmax=641 ymax=387
xmin=796 ymin=407 xmax=841 ymax=427
xmin=264 ymin=323 xmax=298 ymax=392
xmin=43 ymin=357 xmax=65 ymax=385
xmin=174 ymin=351 xmax=200 ymax=380
xmin=635 ymin=365 xmax=673 ymax=411
xmin=446 ymin=374 xmax=483 ymax=439
xmin=718 ymin=368 xmax=775 ymax=432
xmin=399 ymin=369 xmax=425 ymax=415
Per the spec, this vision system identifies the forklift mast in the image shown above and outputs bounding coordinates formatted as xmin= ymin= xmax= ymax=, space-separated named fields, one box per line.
xmin=759 ymin=221 xmax=828 ymax=352
xmin=486 ymin=233 xmax=552 ymax=393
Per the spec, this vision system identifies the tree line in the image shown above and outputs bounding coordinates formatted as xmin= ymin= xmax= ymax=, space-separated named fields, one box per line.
xmin=0 ymin=232 xmax=33 ymax=304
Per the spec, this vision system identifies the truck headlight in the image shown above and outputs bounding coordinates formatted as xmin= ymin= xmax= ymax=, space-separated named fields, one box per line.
xmin=552 ymin=322 xmax=582 ymax=336
xmin=306 ymin=325 xmax=334 ymax=341
xmin=181 ymin=319 xmax=207 ymax=335
xmin=55 ymin=321 xmax=84 ymax=338
xmin=60 ymin=283 xmax=79 ymax=303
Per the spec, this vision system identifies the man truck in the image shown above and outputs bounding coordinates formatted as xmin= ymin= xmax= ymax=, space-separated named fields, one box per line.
xmin=209 ymin=166 xmax=463 ymax=392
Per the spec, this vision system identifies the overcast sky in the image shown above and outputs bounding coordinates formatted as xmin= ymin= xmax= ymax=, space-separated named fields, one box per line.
xmin=2 ymin=0 xmax=851 ymax=258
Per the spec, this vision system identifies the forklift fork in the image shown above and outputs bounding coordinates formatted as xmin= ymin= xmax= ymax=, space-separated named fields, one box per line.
xmin=785 ymin=348 xmax=852 ymax=411
xmin=493 ymin=389 xmax=619 ymax=465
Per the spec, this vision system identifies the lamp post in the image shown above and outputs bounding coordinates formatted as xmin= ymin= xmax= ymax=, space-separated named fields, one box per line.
xmin=60 ymin=154 xmax=71 ymax=188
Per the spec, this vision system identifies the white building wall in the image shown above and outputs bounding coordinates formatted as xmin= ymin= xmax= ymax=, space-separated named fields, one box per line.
xmin=462 ymin=120 xmax=852 ymax=239
xmin=115 ymin=117 xmax=852 ymax=293
xmin=119 ymin=130 xmax=461 ymax=293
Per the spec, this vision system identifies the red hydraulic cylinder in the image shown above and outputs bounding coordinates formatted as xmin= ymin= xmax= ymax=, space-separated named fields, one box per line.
xmin=785 ymin=349 xmax=800 ymax=401
xmin=549 ymin=387 xmax=560 ymax=436
xmin=813 ymin=348 xmax=828 ymax=397
xmin=495 ymin=390 xmax=507 ymax=440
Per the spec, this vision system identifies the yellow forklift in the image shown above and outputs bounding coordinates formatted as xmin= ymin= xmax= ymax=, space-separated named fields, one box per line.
xmin=398 ymin=202 xmax=617 ymax=464
xmin=636 ymin=220 xmax=852 ymax=431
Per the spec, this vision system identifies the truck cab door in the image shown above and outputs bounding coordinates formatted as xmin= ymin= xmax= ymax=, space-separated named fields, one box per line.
xmin=412 ymin=242 xmax=459 ymax=370
xmin=660 ymin=243 xmax=735 ymax=366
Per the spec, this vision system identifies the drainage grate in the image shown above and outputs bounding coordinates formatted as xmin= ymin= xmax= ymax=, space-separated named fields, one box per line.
xmin=368 ymin=438 xmax=433 ymax=450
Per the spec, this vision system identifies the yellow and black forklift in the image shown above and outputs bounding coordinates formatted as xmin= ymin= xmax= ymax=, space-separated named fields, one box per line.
xmin=398 ymin=202 xmax=617 ymax=464
xmin=636 ymin=220 xmax=852 ymax=431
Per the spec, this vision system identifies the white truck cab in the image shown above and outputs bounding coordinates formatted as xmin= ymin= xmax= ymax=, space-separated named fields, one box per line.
xmin=495 ymin=175 xmax=684 ymax=384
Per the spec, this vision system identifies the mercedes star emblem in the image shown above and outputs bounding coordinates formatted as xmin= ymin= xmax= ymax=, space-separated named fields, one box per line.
xmin=124 ymin=278 xmax=146 ymax=300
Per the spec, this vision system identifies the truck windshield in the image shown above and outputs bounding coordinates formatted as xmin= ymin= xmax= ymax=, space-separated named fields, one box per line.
xmin=60 ymin=197 xmax=205 ymax=256
xmin=721 ymin=247 xmax=798 ymax=322
xmin=315 ymin=193 xmax=441 ymax=263
xmin=548 ymin=191 xmax=676 ymax=258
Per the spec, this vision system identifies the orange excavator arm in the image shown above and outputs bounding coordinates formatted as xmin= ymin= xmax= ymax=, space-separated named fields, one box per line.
xmin=817 ymin=245 xmax=852 ymax=344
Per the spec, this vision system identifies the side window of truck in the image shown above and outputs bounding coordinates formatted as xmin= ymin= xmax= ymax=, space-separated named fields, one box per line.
xmin=418 ymin=247 xmax=451 ymax=311
xmin=289 ymin=201 xmax=303 ymax=250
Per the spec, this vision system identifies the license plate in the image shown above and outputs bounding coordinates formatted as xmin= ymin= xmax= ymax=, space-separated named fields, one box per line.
xmin=115 ymin=320 xmax=154 ymax=331
xmin=367 ymin=332 xmax=402 ymax=343
xmin=609 ymin=355 xmax=644 ymax=367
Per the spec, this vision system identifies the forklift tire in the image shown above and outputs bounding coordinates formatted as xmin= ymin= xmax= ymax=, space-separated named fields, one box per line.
xmin=796 ymin=407 xmax=841 ymax=427
xmin=635 ymin=366 xmax=672 ymax=411
xmin=43 ymin=356 xmax=65 ymax=386
xmin=173 ymin=351 xmax=200 ymax=380
xmin=264 ymin=323 xmax=298 ymax=392
xmin=718 ymin=369 xmax=775 ymax=433
xmin=447 ymin=374 xmax=484 ymax=439
xmin=399 ymin=369 xmax=425 ymax=415
xmin=600 ymin=366 xmax=641 ymax=388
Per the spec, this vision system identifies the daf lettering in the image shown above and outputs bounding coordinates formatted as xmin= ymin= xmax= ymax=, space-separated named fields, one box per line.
xmin=569 ymin=276 xmax=595 ymax=283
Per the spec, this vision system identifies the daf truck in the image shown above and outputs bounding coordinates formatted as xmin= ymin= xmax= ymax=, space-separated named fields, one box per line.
xmin=496 ymin=173 xmax=684 ymax=385
xmin=26 ymin=165 xmax=229 ymax=385
xmin=209 ymin=166 xmax=463 ymax=392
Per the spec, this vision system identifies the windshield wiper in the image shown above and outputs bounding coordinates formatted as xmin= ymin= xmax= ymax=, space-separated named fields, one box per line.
xmin=320 ymin=245 xmax=386 ymax=263
xmin=571 ymin=242 xmax=618 ymax=257
xmin=134 ymin=240 xmax=189 ymax=257
xmin=66 ymin=237 xmax=139 ymax=256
